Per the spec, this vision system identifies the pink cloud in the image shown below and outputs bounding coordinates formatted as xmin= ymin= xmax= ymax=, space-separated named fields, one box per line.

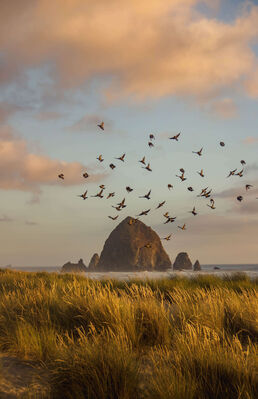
xmin=0 ymin=1 xmax=257 ymax=102
xmin=0 ymin=126 xmax=107 ymax=194
xmin=242 ymin=136 xmax=258 ymax=145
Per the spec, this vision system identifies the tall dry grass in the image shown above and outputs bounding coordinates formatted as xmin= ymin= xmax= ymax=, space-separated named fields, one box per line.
xmin=0 ymin=269 xmax=257 ymax=398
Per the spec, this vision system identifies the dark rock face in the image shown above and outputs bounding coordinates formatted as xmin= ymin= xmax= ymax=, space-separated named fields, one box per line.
xmin=88 ymin=253 xmax=99 ymax=270
xmin=173 ymin=252 xmax=192 ymax=270
xmin=98 ymin=216 xmax=171 ymax=271
xmin=193 ymin=260 xmax=201 ymax=271
xmin=61 ymin=258 xmax=87 ymax=273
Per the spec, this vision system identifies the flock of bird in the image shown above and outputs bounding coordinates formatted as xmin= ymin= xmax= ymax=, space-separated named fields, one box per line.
xmin=57 ymin=121 xmax=256 ymax=241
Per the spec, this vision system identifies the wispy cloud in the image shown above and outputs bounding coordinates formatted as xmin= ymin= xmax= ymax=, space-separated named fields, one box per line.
xmin=0 ymin=215 xmax=13 ymax=222
xmin=36 ymin=111 xmax=63 ymax=121
xmin=0 ymin=1 xmax=258 ymax=104
xmin=242 ymin=136 xmax=258 ymax=145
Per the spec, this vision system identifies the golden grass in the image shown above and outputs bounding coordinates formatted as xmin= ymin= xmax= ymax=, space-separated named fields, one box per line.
xmin=0 ymin=269 xmax=257 ymax=398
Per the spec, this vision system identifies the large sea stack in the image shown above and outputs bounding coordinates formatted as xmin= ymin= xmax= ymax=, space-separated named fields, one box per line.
xmin=98 ymin=216 xmax=171 ymax=271
xmin=61 ymin=258 xmax=87 ymax=273
xmin=173 ymin=252 xmax=192 ymax=270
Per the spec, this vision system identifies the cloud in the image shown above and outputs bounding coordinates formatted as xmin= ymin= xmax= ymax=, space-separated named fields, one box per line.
xmin=0 ymin=215 xmax=13 ymax=222
xmin=0 ymin=126 xmax=107 ymax=195
xmin=0 ymin=1 xmax=258 ymax=102
xmin=230 ymin=200 xmax=258 ymax=215
xmin=242 ymin=136 xmax=258 ymax=145
xmin=36 ymin=111 xmax=63 ymax=121
xmin=210 ymin=98 xmax=237 ymax=119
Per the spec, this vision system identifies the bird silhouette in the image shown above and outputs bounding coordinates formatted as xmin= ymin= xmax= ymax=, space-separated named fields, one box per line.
xmin=97 ymin=155 xmax=104 ymax=162
xmin=108 ymin=215 xmax=118 ymax=220
xmin=220 ymin=141 xmax=225 ymax=147
xmin=83 ymin=172 xmax=89 ymax=178
xmin=149 ymin=134 xmax=155 ymax=140
xmin=58 ymin=174 xmax=64 ymax=180
xmin=126 ymin=186 xmax=133 ymax=193
xmin=163 ymin=212 xmax=169 ymax=218
xmin=240 ymin=160 xmax=246 ymax=165
xmin=97 ymin=121 xmax=104 ymax=130
xmin=207 ymin=199 xmax=216 ymax=209
xmin=117 ymin=198 xmax=126 ymax=208
xmin=139 ymin=189 xmax=151 ymax=200
xmin=109 ymin=163 xmax=116 ymax=170
xmin=99 ymin=184 xmax=105 ymax=189
xmin=112 ymin=205 xmax=123 ymax=211
xmin=227 ymin=169 xmax=237 ymax=178
xmin=91 ymin=188 xmax=104 ymax=198
xmin=116 ymin=154 xmax=125 ymax=162
xmin=176 ymin=172 xmax=186 ymax=182
xmin=237 ymin=196 xmax=243 ymax=202
xmin=197 ymin=169 xmax=204 ymax=177
xmin=167 ymin=184 xmax=173 ymax=190
xmin=180 ymin=168 xmax=185 ymax=174
xmin=148 ymin=142 xmax=154 ymax=148
xmin=236 ymin=169 xmax=243 ymax=177
xmin=246 ymin=184 xmax=253 ymax=191
xmin=143 ymin=163 xmax=152 ymax=172
xmin=137 ymin=209 xmax=151 ymax=216
xmin=169 ymin=133 xmax=180 ymax=141
xmin=156 ymin=201 xmax=166 ymax=209
xmin=164 ymin=217 xmax=176 ymax=224
xmin=188 ymin=187 xmax=194 ymax=192
xmin=139 ymin=156 xmax=146 ymax=165
xmin=192 ymin=148 xmax=203 ymax=156
xmin=190 ymin=206 xmax=197 ymax=216
xmin=162 ymin=234 xmax=172 ymax=241
xmin=178 ymin=224 xmax=186 ymax=230
xmin=107 ymin=192 xmax=115 ymax=199
xmin=78 ymin=190 xmax=88 ymax=200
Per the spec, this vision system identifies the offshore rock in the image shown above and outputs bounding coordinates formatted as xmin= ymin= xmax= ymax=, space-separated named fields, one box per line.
xmin=98 ymin=216 xmax=171 ymax=271
xmin=88 ymin=253 xmax=100 ymax=270
xmin=61 ymin=258 xmax=87 ymax=273
xmin=173 ymin=252 xmax=192 ymax=270
xmin=193 ymin=260 xmax=201 ymax=271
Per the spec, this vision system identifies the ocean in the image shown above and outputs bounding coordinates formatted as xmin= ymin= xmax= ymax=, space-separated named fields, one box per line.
xmin=4 ymin=264 xmax=258 ymax=280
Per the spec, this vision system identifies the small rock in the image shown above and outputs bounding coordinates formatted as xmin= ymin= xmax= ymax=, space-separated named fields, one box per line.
xmin=173 ymin=252 xmax=192 ymax=270
xmin=193 ymin=260 xmax=201 ymax=271
xmin=61 ymin=258 xmax=87 ymax=273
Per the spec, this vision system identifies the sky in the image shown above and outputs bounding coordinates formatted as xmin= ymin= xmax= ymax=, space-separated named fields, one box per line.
xmin=0 ymin=0 xmax=258 ymax=266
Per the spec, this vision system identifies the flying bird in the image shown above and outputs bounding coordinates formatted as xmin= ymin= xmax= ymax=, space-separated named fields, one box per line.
xmin=108 ymin=215 xmax=118 ymax=220
xmin=97 ymin=121 xmax=104 ymax=131
xmin=99 ymin=184 xmax=105 ymax=189
xmin=126 ymin=186 xmax=133 ymax=193
xmin=176 ymin=172 xmax=186 ymax=182
xmin=143 ymin=163 xmax=152 ymax=172
xmin=156 ymin=201 xmax=166 ymax=209
xmin=164 ymin=217 xmax=176 ymax=224
xmin=117 ymin=198 xmax=126 ymax=208
xmin=192 ymin=148 xmax=203 ymax=156
xmin=178 ymin=224 xmax=186 ymax=230
xmin=107 ymin=192 xmax=115 ymax=199
xmin=207 ymin=199 xmax=216 ymax=209
xmin=148 ymin=141 xmax=154 ymax=148
xmin=139 ymin=156 xmax=146 ymax=165
xmin=236 ymin=169 xmax=244 ymax=177
xmin=83 ymin=172 xmax=89 ymax=178
xmin=91 ymin=188 xmax=104 ymax=198
xmin=197 ymin=169 xmax=204 ymax=177
xmin=246 ymin=184 xmax=253 ymax=191
xmin=139 ymin=189 xmax=151 ymax=200
xmin=137 ymin=209 xmax=151 ymax=216
xmin=58 ymin=174 xmax=64 ymax=180
xmin=220 ymin=141 xmax=225 ymax=147
xmin=97 ymin=155 xmax=104 ymax=162
xmin=116 ymin=154 xmax=125 ymax=162
xmin=190 ymin=206 xmax=197 ymax=216
xmin=237 ymin=196 xmax=243 ymax=202
xmin=78 ymin=190 xmax=88 ymax=200
xmin=180 ymin=168 xmax=185 ymax=174
xmin=227 ymin=169 xmax=237 ymax=178
xmin=109 ymin=163 xmax=116 ymax=170
xmin=163 ymin=212 xmax=169 ymax=218
xmin=240 ymin=160 xmax=246 ymax=165
xmin=162 ymin=234 xmax=172 ymax=241
xmin=149 ymin=134 xmax=155 ymax=140
xmin=169 ymin=133 xmax=180 ymax=141
xmin=167 ymin=184 xmax=173 ymax=190
xmin=188 ymin=187 xmax=194 ymax=192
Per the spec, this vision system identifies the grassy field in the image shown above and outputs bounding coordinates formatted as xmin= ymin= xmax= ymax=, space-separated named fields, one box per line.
xmin=0 ymin=269 xmax=257 ymax=398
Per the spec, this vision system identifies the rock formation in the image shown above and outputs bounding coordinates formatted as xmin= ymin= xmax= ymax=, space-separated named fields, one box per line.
xmin=61 ymin=258 xmax=87 ymax=273
xmin=193 ymin=260 xmax=201 ymax=271
xmin=88 ymin=253 xmax=99 ymax=270
xmin=173 ymin=252 xmax=192 ymax=270
xmin=97 ymin=216 xmax=171 ymax=271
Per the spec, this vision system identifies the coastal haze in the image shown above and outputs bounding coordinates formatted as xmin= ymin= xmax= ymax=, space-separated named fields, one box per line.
xmin=0 ymin=0 xmax=258 ymax=267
